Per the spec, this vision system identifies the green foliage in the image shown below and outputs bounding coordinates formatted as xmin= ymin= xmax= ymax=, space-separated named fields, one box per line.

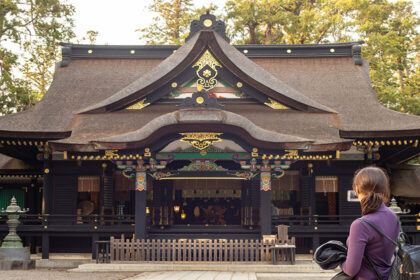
xmin=77 ymin=30 xmax=99 ymax=45
xmin=351 ymin=0 xmax=420 ymax=115
xmin=0 ymin=0 xmax=75 ymax=114
xmin=137 ymin=1 xmax=219 ymax=45
xmin=137 ymin=0 xmax=194 ymax=45
xmin=224 ymin=0 xmax=353 ymax=44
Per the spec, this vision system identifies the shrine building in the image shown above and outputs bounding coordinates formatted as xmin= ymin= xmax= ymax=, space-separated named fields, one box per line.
xmin=1 ymin=13 xmax=420 ymax=259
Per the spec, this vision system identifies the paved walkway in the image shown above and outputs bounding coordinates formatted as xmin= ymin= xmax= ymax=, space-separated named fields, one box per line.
xmin=123 ymin=271 xmax=337 ymax=280
xmin=0 ymin=269 xmax=337 ymax=280
xmin=0 ymin=269 xmax=136 ymax=280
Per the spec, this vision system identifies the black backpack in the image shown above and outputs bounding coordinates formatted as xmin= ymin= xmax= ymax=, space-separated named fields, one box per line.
xmin=360 ymin=218 xmax=420 ymax=280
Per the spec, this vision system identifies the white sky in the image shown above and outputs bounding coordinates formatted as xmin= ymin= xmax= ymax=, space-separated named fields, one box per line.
xmin=71 ymin=0 xmax=228 ymax=45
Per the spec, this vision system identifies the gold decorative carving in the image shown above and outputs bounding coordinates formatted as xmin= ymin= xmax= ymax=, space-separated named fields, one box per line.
xmin=284 ymin=150 xmax=298 ymax=158
xmin=126 ymin=98 xmax=150 ymax=110
xmin=105 ymin=150 xmax=119 ymax=158
xmin=196 ymin=97 xmax=204 ymax=104
xmin=203 ymin=19 xmax=213 ymax=27
xmin=192 ymin=50 xmax=222 ymax=91
xmin=264 ymin=98 xmax=290 ymax=110
xmin=179 ymin=132 xmax=223 ymax=150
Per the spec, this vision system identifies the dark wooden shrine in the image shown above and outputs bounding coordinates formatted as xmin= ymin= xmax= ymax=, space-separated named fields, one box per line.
xmin=1 ymin=13 xmax=420 ymax=259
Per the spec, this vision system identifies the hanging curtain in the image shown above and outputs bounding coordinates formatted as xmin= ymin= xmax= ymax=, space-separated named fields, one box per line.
xmin=315 ymin=176 xmax=338 ymax=193
xmin=114 ymin=171 xmax=135 ymax=191
xmin=78 ymin=176 xmax=100 ymax=192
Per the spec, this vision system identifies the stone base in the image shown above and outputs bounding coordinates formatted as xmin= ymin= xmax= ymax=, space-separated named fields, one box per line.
xmin=0 ymin=247 xmax=30 ymax=260
xmin=0 ymin=259 xmax=35 ymax=270
xmin=0 ymin=247 xmax=35 ymax=270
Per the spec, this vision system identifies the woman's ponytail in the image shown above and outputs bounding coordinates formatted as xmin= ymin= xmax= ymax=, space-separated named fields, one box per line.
xmin=360 ymin=191 xmax=384 ymax=215
xmin=353 ymin=167 xmax=390 ymax=215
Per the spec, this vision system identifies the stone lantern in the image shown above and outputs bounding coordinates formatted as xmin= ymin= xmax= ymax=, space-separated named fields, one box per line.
xmin=0 ymin=196 xmax=35 ymax=269
xmin=389 ymin=197 xmax=410 ymax=215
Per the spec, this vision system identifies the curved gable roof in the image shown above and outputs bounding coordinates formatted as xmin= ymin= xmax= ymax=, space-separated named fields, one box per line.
xmin=79 ymin=30 xmax=335 ymax=114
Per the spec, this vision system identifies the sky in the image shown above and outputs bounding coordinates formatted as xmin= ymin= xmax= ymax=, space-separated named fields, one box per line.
xmin=71 ymin=0 xmax=228 ymax=45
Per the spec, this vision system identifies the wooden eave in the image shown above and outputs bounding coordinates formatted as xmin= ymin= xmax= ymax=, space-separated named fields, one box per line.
xmin=91 ymin=123 xmax=312 ymax=151
xmin=59 ymin=41 xmax=362 ymax=62
xmin=0 ymin=130 xmax=71 ymax=139
xmin=340 ymin=129 xmax=420 ymax=138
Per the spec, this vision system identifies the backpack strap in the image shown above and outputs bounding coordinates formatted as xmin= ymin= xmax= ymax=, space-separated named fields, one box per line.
xmin=358 ymin=218 xmax=400 ymax=280
xmin=364 ymin=253 xmax=383 ymax=280
xmin=358 ymin=218 xmax=398 ymax=246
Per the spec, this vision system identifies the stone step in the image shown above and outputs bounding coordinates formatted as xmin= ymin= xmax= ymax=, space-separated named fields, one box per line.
xmin=257 ymin=272 xmax=337 ymax=280
xmin=71 ymin=263 xmax=338 ymax=274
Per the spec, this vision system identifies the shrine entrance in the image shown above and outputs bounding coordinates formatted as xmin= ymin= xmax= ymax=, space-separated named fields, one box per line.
xmin=172 ymin=179 xmax=242 ymax=226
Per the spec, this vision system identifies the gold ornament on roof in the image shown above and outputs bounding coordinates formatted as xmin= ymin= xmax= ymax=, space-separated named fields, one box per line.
xmin=203 ymin=19 xmax=213 ymax=27
xmin=264 ymin=98 xmax=290 ymax=110
xmin=126 ymin=98 xmax=150 ymax=110
xmin=179 ymin=132 xmax=223 ymax=150
xmin=105 ymin=150 xmax=119 ymax=158
xmin=284 ymin=150 xmax=298 ymax=158
xmin=192 ymin=50 xmax=222 ymax=91
xmin=203 ymin=69 xmax=212 ymax=77
xmin=196 ymin=97 xmax=204 ymax=104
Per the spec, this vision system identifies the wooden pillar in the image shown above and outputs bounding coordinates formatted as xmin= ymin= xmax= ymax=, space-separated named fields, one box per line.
xmin=241 ymin=181 xmax=250 ymax=227
xmin=27 ymin=179 xmax=36 ymax=214
xmin=42 ymin=156 xmax=51 ymax=259
xmin=91 ymin=233 xmax=99 ymax=260
xmin=260 ymin=172 xmax=272 ymax=236
xmin=135 ymin=171 xmax=147 ymax=240
xmin=28 ymin=179 xmax=37 ymax=254
xmin=42 ymin=156 xmax=51 ymax=215
xmin=41 ymin=233 xmax=49 ymax=259
xmin=98 ymin=164 xmax=105 ymax=216
xmin=302 ymin=175 xmax=317 ymax=252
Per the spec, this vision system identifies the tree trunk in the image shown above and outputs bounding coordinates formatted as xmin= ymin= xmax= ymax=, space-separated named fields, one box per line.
xmin=248 ymin=23 xmax=258 ymax=44
xmin=396 ymin=57 xmax=404 ymax=92
xmin=264 ymin=23 xmax=272 ymax=44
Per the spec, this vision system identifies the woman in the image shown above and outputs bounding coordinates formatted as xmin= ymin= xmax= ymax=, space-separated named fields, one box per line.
xmin=340 ymin=167 xmax=399 ymax=279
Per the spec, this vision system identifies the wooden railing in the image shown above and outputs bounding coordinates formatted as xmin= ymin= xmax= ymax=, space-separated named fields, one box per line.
xmin=110 ymin=236 xmax=285 ymax=262
xmin=0 ymin=214 xmax=417 ymax=236
xmin=272 ymin=214 xmax=418 ymax=227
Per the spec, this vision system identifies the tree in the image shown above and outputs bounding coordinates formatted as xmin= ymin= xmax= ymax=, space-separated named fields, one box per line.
xmin=0 ymin=0 xmax=75 ymax=114
xmin=137 ymin=0 xmax=194 ymax=45
xmin=225 ymin=0 xmax=352 ymax=44
xmin=77 ymin=30 xmax=99 ymax=45
xmin=138 ymin=1 xmax=219 ymax=45
xmin=351 ymin=0 xmax=420 ymax=115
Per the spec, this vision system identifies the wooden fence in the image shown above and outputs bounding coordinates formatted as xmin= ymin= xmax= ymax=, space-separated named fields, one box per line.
xmin=110 ymin=236 xmax=288 ymax=262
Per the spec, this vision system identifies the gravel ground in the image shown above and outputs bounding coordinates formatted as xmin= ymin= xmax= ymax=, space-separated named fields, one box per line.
xmin=0 ymin=269 xmax=137 ymax=280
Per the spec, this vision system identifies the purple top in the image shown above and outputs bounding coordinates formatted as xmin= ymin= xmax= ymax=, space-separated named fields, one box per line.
xmin=340 ymin=204 xmax=399 ymax=280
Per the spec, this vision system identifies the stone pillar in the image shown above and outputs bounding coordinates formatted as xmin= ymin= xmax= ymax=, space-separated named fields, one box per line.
xmin=260 ymin=172 xmax=272 ymax=236
xmin=135 ymin=171 xmax=147 ymax=240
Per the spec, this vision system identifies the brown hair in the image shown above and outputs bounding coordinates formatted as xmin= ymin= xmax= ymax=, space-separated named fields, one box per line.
xmin=353 ymin=167 xmax=390 ymax=215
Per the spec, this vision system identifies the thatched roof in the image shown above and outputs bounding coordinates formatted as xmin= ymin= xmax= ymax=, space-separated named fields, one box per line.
xmin=0 ymin=25 xmax=419 ymax=153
